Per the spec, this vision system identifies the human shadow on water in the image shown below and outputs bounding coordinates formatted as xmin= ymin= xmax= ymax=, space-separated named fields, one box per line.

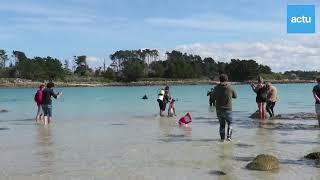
xmin=194 ymin=120 xmax=219 ymax=125
xmin=208 ymin=170 xmax=226 ymax=176
xmin=159 ymin=135 xmax=221 ymax=143
xmin=35 ymin=126 xmax=55 ymax=175
xmin=0 ymin=127 xmax=10 ymax=130
xmin=234 ymin=143 xmax=255 ymax=148
xmin=194 ymin=116 xmax=213 ymax=120
xmin=280 ymin=159 xmax=305 ymax=166
xmin=10 ymin=122 xmax=35 ymax=126
xmin=231 ymin=156 xmax=255 ymax=162
xmin=0 ymin=118 xmax=34 ymax=123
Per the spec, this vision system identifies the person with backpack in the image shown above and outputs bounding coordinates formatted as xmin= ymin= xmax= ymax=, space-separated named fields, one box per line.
xmin=34 ymin=85 xmax=44 ymax=123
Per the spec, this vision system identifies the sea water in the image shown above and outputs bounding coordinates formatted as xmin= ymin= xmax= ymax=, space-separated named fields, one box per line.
xmin=0 ymin=84 xmax=319 ymax=179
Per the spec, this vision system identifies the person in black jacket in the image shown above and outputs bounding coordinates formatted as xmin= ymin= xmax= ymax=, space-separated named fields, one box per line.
xmin=42 ymin=82 xmax=63 ymax=125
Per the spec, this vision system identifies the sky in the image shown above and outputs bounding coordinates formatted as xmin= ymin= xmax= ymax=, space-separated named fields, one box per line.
xmin=0 ymin=0 xmax=319 ymax=72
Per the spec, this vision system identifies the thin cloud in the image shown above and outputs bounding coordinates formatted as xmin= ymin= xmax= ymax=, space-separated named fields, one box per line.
xmin=145 ymin=13 xmax=283 ymax=33
xmin=175 ymin=35 xmax=320 ymax=72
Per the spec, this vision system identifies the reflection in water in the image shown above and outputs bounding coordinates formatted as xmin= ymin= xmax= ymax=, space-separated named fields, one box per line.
xmin=178 ymin=126 xmax=192 ymax=136
xmin=35 ymin=126 xmax=55 ymax=175
xmin=217 ymin=143 xmax=234 ymax=179
xmin=158 ymin=118 xmax=176 ymax=135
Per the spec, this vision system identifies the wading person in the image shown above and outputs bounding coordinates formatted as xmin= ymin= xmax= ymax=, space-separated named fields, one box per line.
xmin=207 ymin=88 xmax=215 ymax=106
xmin=213 ymin=74 xmax=237 ymax=141
xmin=42 ymin=82 xmax=63 ymax=125
xmin=266 ymin=82 xmax=278 ymax=118
xmin=164 ymin=86 xmax=171 ymax=115
xmin=34 ymin=85 xmax=44 ymax=123
xmin=313 ymin=77 xmax=320 ymax=126
xmin=157 ymin=89 xmax=166 ymax=116
xmin=251 ymin=76 xmax=267 ymax=120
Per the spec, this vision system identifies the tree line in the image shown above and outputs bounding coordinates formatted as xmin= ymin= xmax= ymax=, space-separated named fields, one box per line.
xmin=0 ymin=49 xmax=318 ymax=82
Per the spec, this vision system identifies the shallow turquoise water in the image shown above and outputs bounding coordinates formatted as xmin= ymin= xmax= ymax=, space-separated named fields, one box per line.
xmin=0 ymin=84 xmax=316 ymax=121
xmin=0 ymin=84 xmax=319 ymax=179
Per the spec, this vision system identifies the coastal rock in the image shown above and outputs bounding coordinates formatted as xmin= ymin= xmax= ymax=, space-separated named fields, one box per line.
xmin=276 ymin=113 xmax=316 ymax=120
xmin=305 ymin=152 xmax=320 ymax=160
xmin=246 ymin=154 xmax=279 ymax=171
xmin=249 ymin=110 xmax=270 ymax=119
xmin=0 ymin=109 xmax=9 ymax=113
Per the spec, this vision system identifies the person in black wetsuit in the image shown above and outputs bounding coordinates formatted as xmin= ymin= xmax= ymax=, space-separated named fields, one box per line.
xmin=207 ymin=88 xmax=215 ymax=106
xmin=251 ymin=76 xmax=267 ymax=120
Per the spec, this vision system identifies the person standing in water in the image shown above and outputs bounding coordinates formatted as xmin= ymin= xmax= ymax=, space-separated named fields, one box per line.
xmin=251 ymin=76 xmax=267 ymax=120
xmin=42 ymin=82 xmax=63 ymax=125
xmin=212 ymin=74 xmax=237 ymax=141
xmin=164 ymin=86 xmax=171 ymax=114
xmin=266 ymin=82 xmax=278 ymax=118
xmin=312 ymin=77 xmax=320 ymax=126
xmin=34 ymin=85 xmax=44 ymax=123
xmin=167 ymin=98 xmax=176 ymax=117
xmin=157 ymin=89 xmax=166 ymax=116
xmin=207 ymin=88 xmax=215 ymax=106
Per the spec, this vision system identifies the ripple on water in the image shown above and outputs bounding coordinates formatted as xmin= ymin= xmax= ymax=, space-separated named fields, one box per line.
xmin=208 ymin=170 xmax=226 ymax=176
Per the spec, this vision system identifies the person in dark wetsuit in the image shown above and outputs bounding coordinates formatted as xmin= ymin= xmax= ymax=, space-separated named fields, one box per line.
xmin=42 ymin=82 xmax=62 ymax=125
xmin=164 ymin=86 xmax=171 ymax=115
xmin=251 ymin=76 xmax=267 ymax=120
xmin=207 ymin=88 xmax=215 ymax=106
xmin=313 ymin=77 xmax=320 ymax=126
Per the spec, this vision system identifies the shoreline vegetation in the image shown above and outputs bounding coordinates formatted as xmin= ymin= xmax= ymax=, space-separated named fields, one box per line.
xmin=0 ymin=78 xmax=316 ymax=88
xmin=1 ymin=49 xmax=319 ymax=88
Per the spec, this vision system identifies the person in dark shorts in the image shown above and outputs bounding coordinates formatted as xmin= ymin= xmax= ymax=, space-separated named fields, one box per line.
xmin=157 ymin=89 xmax=166 ymax=116
xmin=42 ymin=82 xmax=62 ymax=125
xmin=212 ymin=74 xmax=237 ymax=141
xmin=312 ymin=77 xmax=320 ymax=126
xmin=164 ymin=86 xmax=172 ymax=115
xmin=251 ymin=76 xmax=267 ymax=120
xmin=266 ymin=82 xmax=278 ymax=117
xmin=207 ymin=88 xmax=215 ymax=106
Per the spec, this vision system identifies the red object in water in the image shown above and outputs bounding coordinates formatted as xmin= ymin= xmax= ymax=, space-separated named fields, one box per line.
xmin=179 ymin=113 xmax=192 ymax=125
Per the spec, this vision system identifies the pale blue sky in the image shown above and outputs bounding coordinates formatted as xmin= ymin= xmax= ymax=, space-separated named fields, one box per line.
xmin=0 ymin=0 xmax=319 ymax=71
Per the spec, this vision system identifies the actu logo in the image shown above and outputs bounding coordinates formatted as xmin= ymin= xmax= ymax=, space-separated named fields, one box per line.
xmin=287 ymin=5 xmax=316 ymax=33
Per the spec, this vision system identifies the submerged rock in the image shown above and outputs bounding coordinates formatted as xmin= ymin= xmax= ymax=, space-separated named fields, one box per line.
xmin=0 ymin=109 xmax=9 ymax=113
xmin=305 ymin=152 xmax=320 ymax=160
xmin=246 ymin=154 xmax=279 ymax=171
xmin=250 ymin=111 xmax=317 ymax=120
xmin=249 ymin=110 xmax=270 ymax=119
xmin=276 ymin=113 xmax=316 ymax=120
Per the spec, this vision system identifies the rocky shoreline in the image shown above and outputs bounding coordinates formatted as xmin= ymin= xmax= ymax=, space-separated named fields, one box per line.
xmin=0 ymin=78 xmax=315 ymax=88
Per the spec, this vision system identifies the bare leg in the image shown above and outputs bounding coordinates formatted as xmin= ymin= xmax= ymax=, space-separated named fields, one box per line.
xmin=262 ymin=103 xmax=266 ymax=119
xmin=44 ymin=116 xmax=48 ymax=125
xmin=258 ymin=103 xmax=263 ymax=120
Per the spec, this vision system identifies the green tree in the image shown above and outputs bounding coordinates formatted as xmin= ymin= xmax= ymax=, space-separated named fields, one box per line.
xmin=0 ymin=49 xmax=8 ymax=68
xmin=74 ymin=56 xmax=92 ymax=76
xmin=103 ymin=67 xmax=116 ymax=80
xmin=149 ymin=61 xmax=165 ymax=77
xmin=121 ymin=58 xmax=146 ymax=81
